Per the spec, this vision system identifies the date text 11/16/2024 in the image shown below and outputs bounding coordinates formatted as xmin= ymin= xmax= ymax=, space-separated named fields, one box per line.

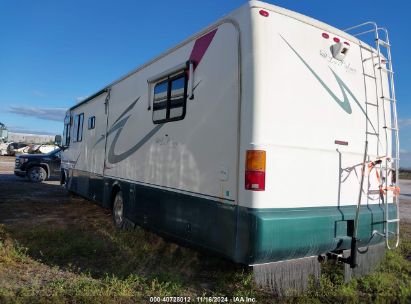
xmin=149 ymin=296 xmax=257 ymax=303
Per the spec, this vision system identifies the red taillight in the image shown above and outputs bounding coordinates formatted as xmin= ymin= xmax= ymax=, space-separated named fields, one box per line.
xmin=322 ymin=33 xmax=329 ymax=39
xmin=259 ymin=10 xmax=269 ymax=17
xmin=245 ymin=171 xmax=265 ymax=191
xmin=333 ymin=37 xmax=340 ymax=43
xmin=245 ymin=150 xmax=266 ymax=191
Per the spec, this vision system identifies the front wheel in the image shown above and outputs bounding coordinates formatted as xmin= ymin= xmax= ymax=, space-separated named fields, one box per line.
xmin=112 ymin=191 xmax=125 ymax=229
xmin=60 ymin=169 xmax=69 ymax=189
xmin=28 ymin=166 xmax=47 ymax=183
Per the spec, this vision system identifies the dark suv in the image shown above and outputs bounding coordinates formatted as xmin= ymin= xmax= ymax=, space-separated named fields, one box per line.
xmin=14 ymin=149 xmax=61 ymax=182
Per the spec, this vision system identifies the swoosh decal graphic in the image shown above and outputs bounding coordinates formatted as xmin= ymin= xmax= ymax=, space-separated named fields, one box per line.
xmin=189 ymin=29 xmax=218 ymax=70
xmin=108 ymin=124 xmax=163 ymax=164
xmin=94 ymin=31 xmax=218 ymax=165
xmin=279 ymin=35 xmax=378 ymax=134
xmin=91 ymin=97 xmax=163 ymax=165
xmin=93 ymin=97 xmax=140 ymax=149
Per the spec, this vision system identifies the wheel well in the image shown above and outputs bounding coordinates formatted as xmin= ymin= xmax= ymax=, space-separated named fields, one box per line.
xmin=110 ymin=184 xmax=121 ymax=209
xmin=60 ymin=169 xmax=66 ymax=185
xmin=27 ymin=164 xmax=49 ymax=177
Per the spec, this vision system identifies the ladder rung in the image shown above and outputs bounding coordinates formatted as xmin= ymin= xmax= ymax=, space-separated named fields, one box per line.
xmin=380 ymin=162 xmax=396 ymax=166
xmin=368 ymin=190 xmax=381 ymax=195
xmin=378 ymin=66 xmax=394 ymax=74
xmin=375 ymin=61 xmax=391 ymax=66
xmin=380 ymin=96 xmax=397 ymax=102
xmin=365 ymin=102 xmax=378 ymax=107
xmin=376 ymin=39 xmax=391 ymax=47
xmin=363 ymin=73 xmax=376 ymax=79
xmin=383 ymin=126 xmax=399 ymax=131
xmin=366 ymin=132 xmax=379 ymax=136
xmin=387 ymin=219 xmax=400 ymax=223
xmin=362 ymin=56 xmax=376 ymax=62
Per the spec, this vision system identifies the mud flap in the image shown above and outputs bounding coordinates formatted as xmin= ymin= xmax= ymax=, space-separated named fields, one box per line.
xmin=252 ymin=256 xmax=321 ymax=296
xmin=343 ymin=242 xmax=386 ymax=283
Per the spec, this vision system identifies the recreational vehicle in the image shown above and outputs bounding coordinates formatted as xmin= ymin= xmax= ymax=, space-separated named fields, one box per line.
xmin=60 ymin=1 xmax=399 ymax=274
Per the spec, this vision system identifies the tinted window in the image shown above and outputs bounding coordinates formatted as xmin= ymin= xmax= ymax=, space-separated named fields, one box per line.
xmin=153 ymin=80 xmax=168 ymax=122
xmin=63 ymin=114 xmax=71 ymax=147
xmin=73 ymin=113 xmax=84 ymax=142
xmin=78 ymin=113 xmax=84 ymax=141
xmin=152 ymin=72 xmax=187 ymax=123
xmin=169 ymin=76 xmax=185 ymax=119
xmin=88 ymin=116 xmax=95 ymax=130
xmin=72 ymin=115 xmax=79 ymax=141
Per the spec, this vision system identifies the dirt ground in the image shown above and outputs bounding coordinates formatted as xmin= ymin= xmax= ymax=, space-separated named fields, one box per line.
xmin=0 ymin=155 xmax=243 ymax=299
xmin=0 ymin=156 xmax=111 ymax=228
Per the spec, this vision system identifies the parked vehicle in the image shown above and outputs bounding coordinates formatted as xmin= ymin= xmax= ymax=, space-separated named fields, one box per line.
xmin=0 ymin=142 xmax=9 ymax=155
xmin=7 ymin=142 xmax=27 ymax=156
xmin=0 ymin=123 xmax=8 ymax=142
xmin=14 ymin=148 xmax=61 ymax=182
xmin=59 ymin=0 xmax=399 ymax=270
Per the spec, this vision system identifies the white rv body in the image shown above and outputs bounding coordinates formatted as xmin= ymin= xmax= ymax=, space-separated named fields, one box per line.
xmin=61 ymin=1 xmax=398 ymax=264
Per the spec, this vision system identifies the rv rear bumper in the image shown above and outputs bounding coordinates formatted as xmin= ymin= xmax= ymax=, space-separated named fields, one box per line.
xmin=235 ymin=204 xmax=397 ymax=265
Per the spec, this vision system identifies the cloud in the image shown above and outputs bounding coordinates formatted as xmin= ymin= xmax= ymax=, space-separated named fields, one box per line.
xmin=32 ymin=90 xmax=47 ymax=98
xmin=76 ymin=96 xmax=89 ymax=102
xmin=8 ymin=106 xmax=67 ymax=122
xmin=8 ymin=126 xmax=57 ymax=136
xmin=399 ymin=118 xmax=411 ymax=127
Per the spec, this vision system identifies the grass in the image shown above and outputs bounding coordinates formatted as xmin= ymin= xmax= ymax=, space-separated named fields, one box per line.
xmin=1 ymin=218 xmax=411 ymax=303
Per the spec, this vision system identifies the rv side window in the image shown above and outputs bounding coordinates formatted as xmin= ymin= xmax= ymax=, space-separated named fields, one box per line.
xmin=78 ymin=113 xmax=84 ymax=141
xmin=169 ymin=76 xmax=185 ymax=119
xmin=72 ymin=115 xmax=79 ymax=142
xmin=72 ymin=113 xmax=84 ymax=142
xmin=152 ymin=72 xmax=187 ymax=123
xmin=153 ymin=80 xmax=168 ymax=122
xmin=62 ymin=114 xmax=71 ymax=147
xmin=88 ymin=116 xmax=96 ymax=130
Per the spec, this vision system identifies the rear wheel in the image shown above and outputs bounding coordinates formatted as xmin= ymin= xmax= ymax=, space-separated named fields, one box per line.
xmin=28 ymin=166 xmax=47 ymax=183
xmin=112 ymin=191 xmax=124 ymax=229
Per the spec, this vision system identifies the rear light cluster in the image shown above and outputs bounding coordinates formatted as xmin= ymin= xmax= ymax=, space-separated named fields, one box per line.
xmin=245 ymin=150 xmax=266 ymax=191
xmin=322 ymin=32 xmax=350 ymax=46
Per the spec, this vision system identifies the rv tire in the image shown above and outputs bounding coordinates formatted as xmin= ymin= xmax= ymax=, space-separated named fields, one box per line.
xmin=112 ymin=191 xmax=125 ymax=229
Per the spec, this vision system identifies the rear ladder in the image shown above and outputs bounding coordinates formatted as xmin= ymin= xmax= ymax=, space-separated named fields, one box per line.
xmin=345 ymin=22 xmax=400 ymax=250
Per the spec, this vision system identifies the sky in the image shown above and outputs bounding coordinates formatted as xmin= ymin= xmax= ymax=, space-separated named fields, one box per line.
xmin=0 ymin=0 xmax=410 ymax=165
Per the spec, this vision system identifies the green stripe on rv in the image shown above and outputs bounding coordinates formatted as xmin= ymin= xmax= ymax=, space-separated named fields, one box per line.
xmin=69 ymin=172 xmax=396 ymax=265
xmin=237 ymin=204 xmax=396 ymax=264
